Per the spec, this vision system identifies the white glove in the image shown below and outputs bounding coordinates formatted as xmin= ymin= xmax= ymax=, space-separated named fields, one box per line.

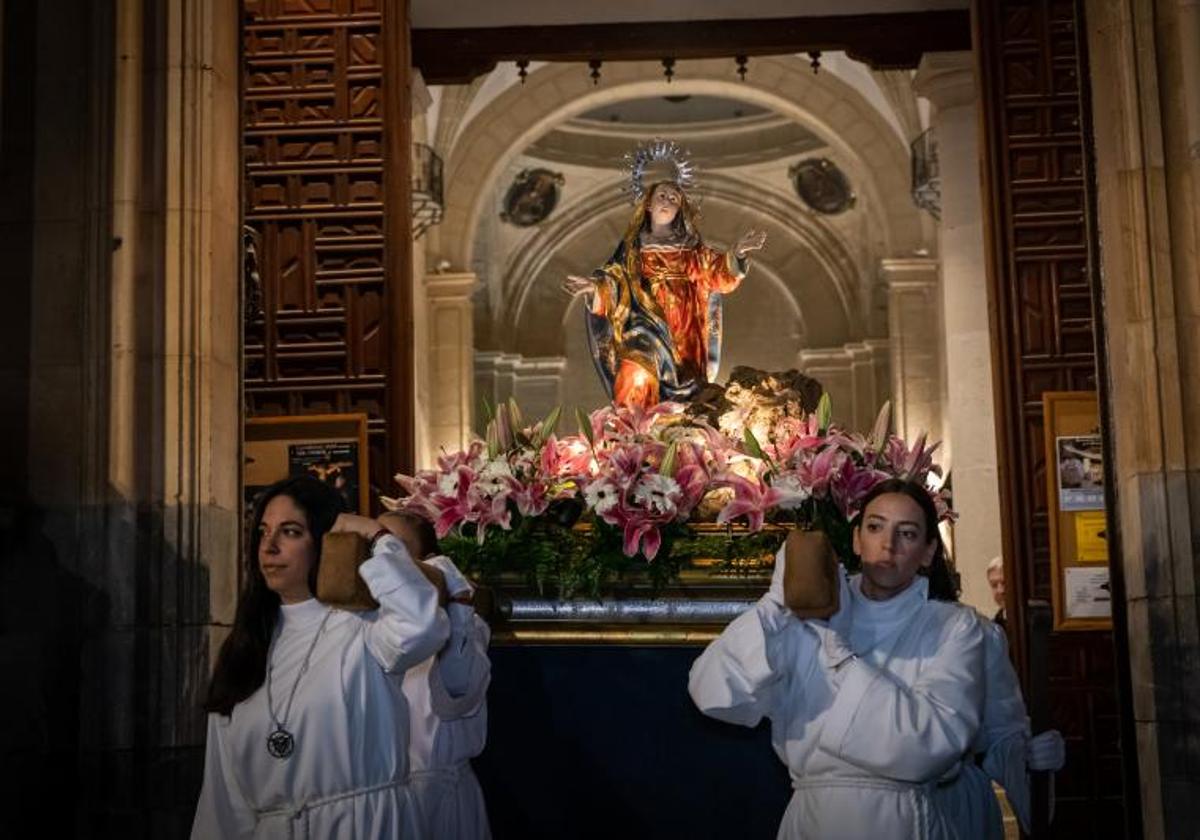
xmin=423 ymin=554 xmax=473 ymax=599
xmin=767 ymin=545 xmax=787 ymax=607
xmin=1027 ymin=729 xmax=1065 ymax=771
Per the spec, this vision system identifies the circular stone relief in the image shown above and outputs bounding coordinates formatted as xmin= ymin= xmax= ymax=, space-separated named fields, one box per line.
xmin=500 ymin=168 xmax=566 ymax=227
xmin=788 ymin=158 xmax=856 ymax=215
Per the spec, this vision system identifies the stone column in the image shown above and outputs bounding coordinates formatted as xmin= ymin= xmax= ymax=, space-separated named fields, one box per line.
xmin=1086 ymin=1 xmax=1200 ymax=836
xmin=798 ymin=341 xmax=890 ymax=431
xmin=425 ymin=272 xmax=478 ymax=463
xmin=879 ymin=258 xmax=942 ymax=444
xmin=474 ymin=352 xmax=567 ymax=434
xmin=914 ymin=52 xmax=1004 ymax=615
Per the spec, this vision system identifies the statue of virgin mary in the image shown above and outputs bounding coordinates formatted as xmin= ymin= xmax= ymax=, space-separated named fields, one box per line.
xmin=564 ymin=140 xmax=766 ymax=409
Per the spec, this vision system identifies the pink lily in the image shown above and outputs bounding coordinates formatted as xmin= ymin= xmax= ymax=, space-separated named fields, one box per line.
xmin=795 ymin=446 xmax=847 ymax=499
xmin=712 ymin=471 xmax=785 ymax=532
xmin=513 ymin=480 xmax=550 ymax=517
xmin=831 ymin=462 xmax=889 ymax=519
xmin=622 ymin=518 xmax=664 ymax=560
xmin=430 ymin=465 xmax=477 ymax=538
xmin=884 ymin=432 xmax=942 ymax=481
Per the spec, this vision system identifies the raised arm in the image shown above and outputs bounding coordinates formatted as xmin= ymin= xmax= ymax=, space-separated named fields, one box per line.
xmin=819 ymin=606 xmax=986 ymax=782
xmin=358 ymin=532 xmax=450 ymax=673
xmin=691 ymin=244 xmax=748 ymax=294
xmin=688 ymin=580 xmax=803 ymax=728
xmin=424 ymin=555 xmax=492 ymax=720
xmin=190 ymin=716 xmax=256 ymax=839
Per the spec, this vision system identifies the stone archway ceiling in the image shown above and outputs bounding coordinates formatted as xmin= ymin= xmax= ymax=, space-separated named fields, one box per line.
xmin=438 ymin=57 xmax=923 ymax=270
xmin=526 ymin=95 xmax=826 ymax=170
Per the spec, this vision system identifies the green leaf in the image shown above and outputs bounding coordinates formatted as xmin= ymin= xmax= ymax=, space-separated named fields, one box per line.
xmin=660 ymin=441 xmax=678 ymax=478
xmin=743 ymin=427 xmax=768 ymax=461
xmin=816 ymin=392 xmax=832 ymax=434
xmin=576 ymin=406 xmax=595 ymax=445
xmin=541 ymin=405 xmax=562 ymax=440
xmin=481 ymin=396 xmax=495 ymax=424
xmin=869 ymin=400 xmax=891 ymax=450
xmin=485 ymin=420 xmax=500 ymax=459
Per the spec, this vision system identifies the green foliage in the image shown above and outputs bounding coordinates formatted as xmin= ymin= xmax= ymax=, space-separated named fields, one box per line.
xmin=438 ymin=517 xmax=790 ymax=598
xmin=816 ymin=392 xmax=832 ymax=434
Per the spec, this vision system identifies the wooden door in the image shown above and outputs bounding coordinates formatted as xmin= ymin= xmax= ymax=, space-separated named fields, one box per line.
xmin=242 ymin=0 xmax=413 ymax=505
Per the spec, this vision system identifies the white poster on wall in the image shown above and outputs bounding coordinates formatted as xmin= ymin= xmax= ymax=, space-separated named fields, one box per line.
xmin=1064 ymin=566 xmax=1112 ymax=619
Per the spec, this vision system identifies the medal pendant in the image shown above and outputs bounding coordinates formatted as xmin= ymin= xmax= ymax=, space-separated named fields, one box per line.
xmin=266 ymin=726 xmax=295 ymax=759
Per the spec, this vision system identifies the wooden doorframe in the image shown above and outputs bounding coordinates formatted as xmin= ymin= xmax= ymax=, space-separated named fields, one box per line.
xmin=383 ymin=0 xmax=415 ymax=475
xmin=974 ymin=0 xmax=1140 ymax=833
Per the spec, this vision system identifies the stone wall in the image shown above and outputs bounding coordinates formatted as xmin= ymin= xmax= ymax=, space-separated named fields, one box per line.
xmin=1086 ymin=0 xmax=1200 ymax=836
xmin=0 ymin=0 xmax=240 ymax=833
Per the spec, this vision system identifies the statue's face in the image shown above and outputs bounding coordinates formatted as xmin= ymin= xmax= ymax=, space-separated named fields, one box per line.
xmin=648 ymin=184 xmax=682 ymax=228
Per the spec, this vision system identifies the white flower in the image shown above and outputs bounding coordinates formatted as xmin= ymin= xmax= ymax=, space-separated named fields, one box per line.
xmin=476 ymin=458 xmax=514 ymax=497
xmin=772 ymin=472 xmax=811 ymax=510
xmin=584 ymin=479 xmax=620 ymax=515
xmin=632 ymin=473 xmax=681 ymax=515
xmin=437 ymin=472 xmax=461 ymax=496
xmin=510 ymin=447 xmax=537 ymax=477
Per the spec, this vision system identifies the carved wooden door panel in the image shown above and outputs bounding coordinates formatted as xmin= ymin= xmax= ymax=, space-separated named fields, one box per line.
xmin=978 ymin=1 xmax=1131 ymax=834
xmin=242 ymin=0 xmax=412 ymax=503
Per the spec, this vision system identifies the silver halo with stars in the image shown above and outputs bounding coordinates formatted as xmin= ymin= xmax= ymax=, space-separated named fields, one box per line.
xmin=623 ymin=138 xmax=698 ymax=204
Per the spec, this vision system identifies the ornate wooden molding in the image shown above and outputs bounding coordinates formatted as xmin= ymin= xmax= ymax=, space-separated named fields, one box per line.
xmin=977 ymin=1 xmax=1132 ymax=833
xmin=242 ymin=0 xmax=415 ymax=495
xmin=413 ymin=11 xmax=971 ymax=84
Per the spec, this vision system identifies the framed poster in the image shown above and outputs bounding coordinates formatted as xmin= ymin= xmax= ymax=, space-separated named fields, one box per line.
xmin=1042 ymin=392 xmax=1112 ymax=631
xmin=244 ymin=414 xmax=370 ymax=516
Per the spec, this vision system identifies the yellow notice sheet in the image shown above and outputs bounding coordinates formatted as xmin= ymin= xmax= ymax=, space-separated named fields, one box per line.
xmin=1073 ymin=511 xmax=1109 ymax=563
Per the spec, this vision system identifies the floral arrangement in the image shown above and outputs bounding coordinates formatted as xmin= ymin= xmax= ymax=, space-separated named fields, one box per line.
xmin=384 ymin=395 xmax=951 ymax=596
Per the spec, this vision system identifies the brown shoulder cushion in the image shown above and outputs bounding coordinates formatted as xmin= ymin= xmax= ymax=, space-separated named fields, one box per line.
xmin=781 ymin=529 xmax=839 ymax=620
xmin=316 ymin=531 xmax=380 ymax=611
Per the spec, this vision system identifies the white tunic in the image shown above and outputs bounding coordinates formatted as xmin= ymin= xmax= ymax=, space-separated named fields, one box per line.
xmin=191 ymin=535 xmax=450 ymax=840
xmin=689 ymin=565 xmax=986 ymax=840
xmin=403 ymin=555 xmax=492 ymax=840
xmin=932 ymin=618 xmax=1032 ymax=838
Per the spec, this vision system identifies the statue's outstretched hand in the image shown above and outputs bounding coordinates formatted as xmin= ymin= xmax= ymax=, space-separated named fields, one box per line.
xmin=562 ymin=275 xmax=597 ymax=297
xmin=734 ymin=229 xmax=768 ymax=258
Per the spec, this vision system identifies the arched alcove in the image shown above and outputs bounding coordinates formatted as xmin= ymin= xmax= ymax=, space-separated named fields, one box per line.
xmin=436 ymin=56 xmax=924 ymax=273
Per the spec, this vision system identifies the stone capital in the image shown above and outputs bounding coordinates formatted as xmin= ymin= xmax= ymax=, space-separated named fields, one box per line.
xmin=913 ymin=51 xmax=977 ymax=112
xmin=879 ymin=257 xmax=939 ymax=291
xmin=424 ymin=270 xmax=478 ymax=302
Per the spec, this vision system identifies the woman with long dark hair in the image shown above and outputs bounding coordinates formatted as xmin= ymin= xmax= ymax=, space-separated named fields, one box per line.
xmin=191 ymin=476 xmax=449 ymax=839
xmin=689 ymin=478 xmax=987 ymax=838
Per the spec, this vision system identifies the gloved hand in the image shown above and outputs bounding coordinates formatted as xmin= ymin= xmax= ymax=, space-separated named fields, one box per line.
xmin=1027 ymin=729 xmax=1065 ymax=771
xmin=423 ymin=554 xmax=473 ymax=600
xmin=767 ymin=544 xmax=787 ymax=607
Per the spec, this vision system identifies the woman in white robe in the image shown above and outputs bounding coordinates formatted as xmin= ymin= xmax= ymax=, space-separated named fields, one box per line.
xmin=932 ymin=617 xmax=1067 ymax=837
xmin=403 ymin=555 xmax=492 ymax=840
xmin=191 ymin=476 xmax=450 ymax=840
xmin=382 ymin=512 xmax=493 ymax=840
xmin=689 ymin=479 xmax=987 ymax=840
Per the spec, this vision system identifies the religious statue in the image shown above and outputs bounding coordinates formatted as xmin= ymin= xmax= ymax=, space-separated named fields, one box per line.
xmin=564 ymin=140 xmax=766 ymax=408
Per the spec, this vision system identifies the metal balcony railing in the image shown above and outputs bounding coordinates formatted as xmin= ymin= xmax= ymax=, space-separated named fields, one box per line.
xmin=412 ymin=142 xmax=444 ymax=239
xmin=911 ymin=128 xmax=941 ymax=220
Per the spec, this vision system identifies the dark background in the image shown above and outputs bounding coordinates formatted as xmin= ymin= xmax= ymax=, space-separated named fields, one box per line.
xmin=475 ymin=645 xmax=790 ymax=840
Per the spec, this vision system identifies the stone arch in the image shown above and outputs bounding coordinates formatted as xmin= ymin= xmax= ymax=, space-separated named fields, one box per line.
xmin=437 ymin=56 xmax=922 ymax=272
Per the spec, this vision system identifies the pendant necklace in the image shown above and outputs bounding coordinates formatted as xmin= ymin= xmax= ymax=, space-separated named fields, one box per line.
xmin=265 ymin=607 xmax=333 ymax=759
